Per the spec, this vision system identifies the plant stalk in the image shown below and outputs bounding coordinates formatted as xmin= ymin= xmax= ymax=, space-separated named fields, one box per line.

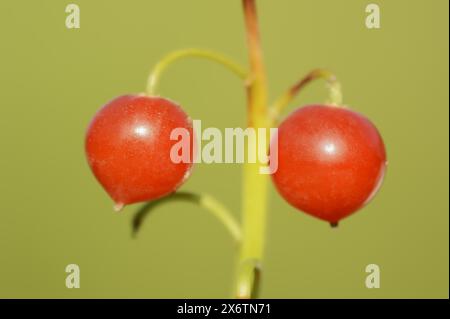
xmin=235 ymin=0 xmax=270 ymax=299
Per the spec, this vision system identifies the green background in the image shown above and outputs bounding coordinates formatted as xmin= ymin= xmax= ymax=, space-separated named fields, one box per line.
xmin=0 ymin=0 xmax=448 ymax=298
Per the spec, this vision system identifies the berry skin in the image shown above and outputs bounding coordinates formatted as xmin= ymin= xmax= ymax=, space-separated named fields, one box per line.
xmin=85 ymin=95 xmax=193 ymax=210
xmin=271 ymin=104 xmax=387 ymax=224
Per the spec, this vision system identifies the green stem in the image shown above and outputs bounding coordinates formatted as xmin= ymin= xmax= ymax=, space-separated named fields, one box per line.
xmin=132 ymin=191 xmax=242 ymax=243
xmin=200 ymin=194 xmax=242 ymax=243
xmin=270 ymin=69 xmax=343 ymax=123
xmin=235 ymin=0 xmax=270 ymax=299
xmin=236 ymin=258 xmax=261 ymax=298
xmin=146 ymin=49 xmax=248 ymax=95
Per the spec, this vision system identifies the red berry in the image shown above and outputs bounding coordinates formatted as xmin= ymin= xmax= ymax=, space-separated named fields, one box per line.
xmin=271 ymin=104 xmax=387 ymax=224
xmin=85 ymin=95 xmax=193 ymax=210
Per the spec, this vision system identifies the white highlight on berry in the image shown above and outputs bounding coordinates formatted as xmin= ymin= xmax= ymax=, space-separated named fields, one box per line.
xmin=324 ymin=143 xmax=336 ymax=155
xmin=134 ymin=125 xmax=150 ymax=137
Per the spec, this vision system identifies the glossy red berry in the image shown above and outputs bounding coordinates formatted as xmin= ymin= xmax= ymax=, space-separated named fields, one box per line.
xmin=85 ymin=95 xmax=193 ymax=210
xmin=271 ymin=104 xmax=387 ymax=224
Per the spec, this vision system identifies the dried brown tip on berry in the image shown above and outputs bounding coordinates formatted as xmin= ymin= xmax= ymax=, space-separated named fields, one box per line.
xmin=114 ymin=202 xmax=125 ymax=212
xmin=330 ymin=222 xmax=339 ymax=228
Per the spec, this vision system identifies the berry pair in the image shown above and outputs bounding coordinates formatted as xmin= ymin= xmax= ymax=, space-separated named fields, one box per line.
xmin=85 ymin=95 xmax=386 ymax=223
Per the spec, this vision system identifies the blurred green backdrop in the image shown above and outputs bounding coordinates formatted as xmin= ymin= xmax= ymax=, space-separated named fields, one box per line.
xmin=0 ymin=0 xmax=448 ymax=298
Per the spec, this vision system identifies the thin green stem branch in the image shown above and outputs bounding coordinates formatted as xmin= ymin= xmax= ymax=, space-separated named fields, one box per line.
xmin=132 ymin=191 xmax=242 ymax=243
xmin=200 ymin=194 xmax=242 ymax=243
xmin=270 ymin=69 xmax=343 ymax=123
xmin=146 ymin=49 xmax=248 ymax=95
